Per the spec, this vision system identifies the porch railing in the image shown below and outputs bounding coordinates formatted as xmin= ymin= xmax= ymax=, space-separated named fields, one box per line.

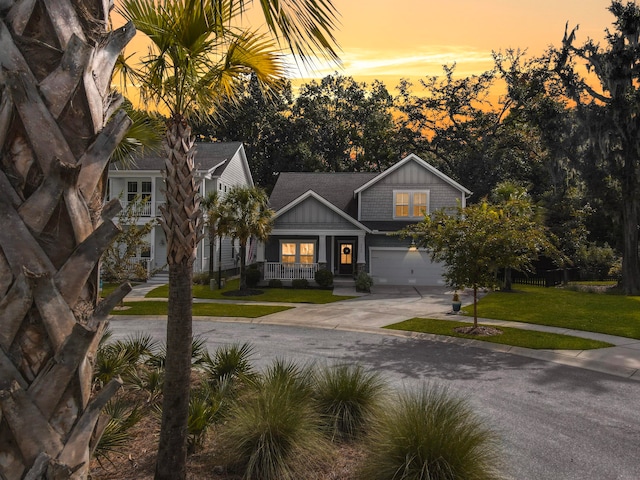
xmin=264 ymin=262 xmax=319 ymax=280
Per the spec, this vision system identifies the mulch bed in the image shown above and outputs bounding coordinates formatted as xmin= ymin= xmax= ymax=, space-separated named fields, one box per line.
xmin=453 ymin=325 xmax=503 ymax=336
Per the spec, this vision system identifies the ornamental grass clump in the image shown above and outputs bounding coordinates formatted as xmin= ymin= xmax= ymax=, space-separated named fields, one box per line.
xmin=358 ymin=383 xmax=502 ymax=480
xmin=218 ymin=359 xmax=330 ymax=480
xmin=313 ymin=364 xmax=387 ymax=441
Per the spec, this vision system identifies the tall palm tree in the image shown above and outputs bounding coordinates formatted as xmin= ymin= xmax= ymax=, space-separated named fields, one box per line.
xmin=1 ymin=0 xmax=337 ymax=478
xmin=0 ymin=3 xmax=135 ymax=479
xmin=201 ymin=191 xmax=223 ymax=286
xmin=118 ymin=1 xmax=285 ymax=478
xmin=219 ymin=185 xmax=274 ymax=290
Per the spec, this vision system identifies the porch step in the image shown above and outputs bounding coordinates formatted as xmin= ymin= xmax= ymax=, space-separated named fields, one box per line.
xmin=333 ymin=276 xmax=355 ymax=286
xmin=147 ymin=272 xmax=169 ymax=284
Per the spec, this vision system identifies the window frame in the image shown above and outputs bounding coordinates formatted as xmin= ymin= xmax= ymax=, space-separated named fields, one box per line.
xmin=279 ymin=240 xmax=317 ymax=264
xmin=393 ymin=189 xmax=430 ymax=219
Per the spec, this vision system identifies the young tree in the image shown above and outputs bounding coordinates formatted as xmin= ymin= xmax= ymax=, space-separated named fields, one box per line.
xmin=201 ymin=191 xmax=223 ymax=286
xmin=102 ymin=195 xmax=156 ymax=283
xmin=554 ymin=1 xmax=640 ymax=294
xmin=219 ymin=185 xmax=274 ymax=291
xmin=401 ymin=198 xmax=562 ymax=328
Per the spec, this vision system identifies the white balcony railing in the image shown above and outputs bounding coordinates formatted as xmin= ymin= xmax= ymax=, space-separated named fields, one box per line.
xmin=264 ymin=262 xmax=319 ymax=280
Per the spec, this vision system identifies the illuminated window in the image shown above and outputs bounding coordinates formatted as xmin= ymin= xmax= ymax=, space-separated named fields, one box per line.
xmin=394 ymin=190 xmax=429 ymax=218
xmin=413 ymin=192 xmax=427 ymax=217
xmin=280 ymin=241 xmax=315 ymax=263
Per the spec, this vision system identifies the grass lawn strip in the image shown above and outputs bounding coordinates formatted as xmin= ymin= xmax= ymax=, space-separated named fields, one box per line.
xmin=111 ymin=301 xmax=291 ymax=318
xmin=385 ymin=317 xmax=613 ymax=350
xmin=146 ymin=279 xmax=355 ymax=304
xmin=468 ymin=285 xmax=640 ymax=339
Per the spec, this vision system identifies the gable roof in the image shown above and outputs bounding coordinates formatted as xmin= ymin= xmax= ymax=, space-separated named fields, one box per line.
xmin=269 ymin=172 xmax=377 ymax=217
xmin=274 ymin=190 xmax=372 ymax=233
xmin=110 ymin=141 xmax=244 ymax=177
xmin=353 ymin=153 xmax=472 ymax=196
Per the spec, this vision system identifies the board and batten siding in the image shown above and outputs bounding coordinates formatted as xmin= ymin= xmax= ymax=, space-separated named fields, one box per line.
xmin=359 ymin=161 xmax=462 ymax=221
xmin=275 ymin=197 xmax=356 ymax=230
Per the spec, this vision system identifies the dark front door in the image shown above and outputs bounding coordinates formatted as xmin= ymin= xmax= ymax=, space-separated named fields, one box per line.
xmin=338 ymin=242 xmax=354 ymax=275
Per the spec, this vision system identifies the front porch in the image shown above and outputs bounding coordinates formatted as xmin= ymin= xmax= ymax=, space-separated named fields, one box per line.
xmin=263 ymin=262 xmax=320 ymax=281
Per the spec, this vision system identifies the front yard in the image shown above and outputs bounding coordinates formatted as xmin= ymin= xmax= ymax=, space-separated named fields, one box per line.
xmin=465 ymin=284 xmax=640 ymax=339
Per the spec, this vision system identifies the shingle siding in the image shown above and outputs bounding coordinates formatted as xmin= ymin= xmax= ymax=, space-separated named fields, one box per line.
xmin=360 ymin=161 xmax=462 ymax=221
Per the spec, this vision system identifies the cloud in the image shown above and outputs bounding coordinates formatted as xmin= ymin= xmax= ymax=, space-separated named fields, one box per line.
xmin=285 ymin=46 xmax=495 ymax=80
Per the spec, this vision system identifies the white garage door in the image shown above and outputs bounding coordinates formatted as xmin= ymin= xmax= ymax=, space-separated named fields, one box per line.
xmin=369 ymin=248 xmax=445 ymax=286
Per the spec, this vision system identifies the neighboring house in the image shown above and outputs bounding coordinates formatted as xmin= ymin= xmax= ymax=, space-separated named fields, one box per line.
xmin=107 ymin=142 xmax=254 ymax=276
xmin=260 ymin=154 xmax=472 ymax=286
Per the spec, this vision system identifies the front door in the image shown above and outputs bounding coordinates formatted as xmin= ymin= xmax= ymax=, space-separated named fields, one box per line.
xmin=338 ymin=242 xmax=354 ymax=275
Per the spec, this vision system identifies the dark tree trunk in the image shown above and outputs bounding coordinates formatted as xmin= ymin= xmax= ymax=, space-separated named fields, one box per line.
xmin=155 ymin=115 xmax=203 ymax=480
xmin=239 ymin=242 xmax=248 ymax=290
xmin=154 ymin=263 xmax=193 ymax=480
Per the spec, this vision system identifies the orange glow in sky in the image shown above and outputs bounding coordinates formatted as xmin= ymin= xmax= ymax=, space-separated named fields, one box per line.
xmin=284 ymin=0 xmax=615 ymax=86
xmin=115 ymin=0 xmax=618 ymax=90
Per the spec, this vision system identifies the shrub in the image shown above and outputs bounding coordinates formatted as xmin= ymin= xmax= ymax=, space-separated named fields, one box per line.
xmin=200 ymin=342 xmax=256 ymax=387
xmin=355 ymin=271 xmax=373 ymax=292
xmin=313 ymin=364 xmax=387 ymax=442
xmin=187 ymin=383 xmax=227 ymax=453
xmin=358 ymin=383 xmax=502 ymax=480
xmin=245 ymin=265 xmax=262 ymax=288
xmin=193 ymin=271 xmax=210 ymax=285
xmin=268 ymin=278 xmax=283 ymax=288
xmin=292 ymin=278 xmax=309 ymax=289
xmin=219 ymin=359 xmax=329 ymax=480
xmin=576 ymin=242 xmax=618 ymax=280
xmin=314 ymin=269 xmax=334 ymax=288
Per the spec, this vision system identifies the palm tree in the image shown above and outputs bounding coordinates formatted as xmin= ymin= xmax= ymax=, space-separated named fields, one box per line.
xmin=201 ymin=191 xmax=223 ymax=287
xmin=1 ymin=0 xmax=337 ymax=478
xmin=0 ymin=3 xmax=136 ymax=478
xmin=219 ymin=185 xmax=274 ymax=291
xmin=118 ymin=1 xmax=285 ymax=478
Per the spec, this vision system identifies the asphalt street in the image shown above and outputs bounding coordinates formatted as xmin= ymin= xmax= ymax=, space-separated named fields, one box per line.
xmin=107 ymin=319 xmax=640 ymax=480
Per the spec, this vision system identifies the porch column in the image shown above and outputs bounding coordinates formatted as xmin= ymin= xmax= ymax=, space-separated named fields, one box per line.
xmin=357 ymin=233 xmax=366 ymax=266
xmin=256 ymin=240 xmax=265 ymax=262
xmin=318 ymin=235 xmax=327 ymax=267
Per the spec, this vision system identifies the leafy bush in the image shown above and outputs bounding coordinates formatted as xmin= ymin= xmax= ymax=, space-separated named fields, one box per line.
xmin=245 ymin=265 xmax=261 ymax=288
xmin=314 ymin=268 xmax=334 ymax=287
xmin=292 ymin=278 xmax=309 ymax=289
xmin=219 ymin=359 xmax=329 ymax=480
xmin=576 ymin=242 xmax=618 ymax=280
xmin=313 ymin=364 xmax=387 ymax=441
xmin=268 ymin=278 xmax=283 ymax=288
xmin=355 ymin=271 xmax=373 ymax=292
xmin=358 ymin=383 xmax=502 ymax=480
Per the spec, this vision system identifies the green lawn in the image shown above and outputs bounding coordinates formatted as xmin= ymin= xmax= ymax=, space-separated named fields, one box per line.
xmin=101 ymin=282 xmax=139 ymax=298
xmin=466 ymin=285 xmax=640 ymax=339
xmin=385 ymin=318 xmax=613 ymax=350
xmin=111 ymin=301 xmax=291 ymax=317
xmin=145 ymin=278 xmax=355 ymax=304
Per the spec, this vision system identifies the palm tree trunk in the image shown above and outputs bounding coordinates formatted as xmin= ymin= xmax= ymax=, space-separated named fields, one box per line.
xmin=0 ymin=3 xmax=133 ymax=479
xmin=155 ymin=115 xmax=203 ymax=480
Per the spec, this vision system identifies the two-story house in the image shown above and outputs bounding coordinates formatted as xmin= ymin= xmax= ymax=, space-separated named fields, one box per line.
xmin=259 ymin=154 xmax=471 ymax=286
xmin=107 ymin=142 xmax=254 ymax=276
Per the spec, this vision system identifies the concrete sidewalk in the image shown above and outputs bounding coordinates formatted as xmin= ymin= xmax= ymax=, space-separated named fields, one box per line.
xmin=117 ymin=282 xmax=640 ymax=381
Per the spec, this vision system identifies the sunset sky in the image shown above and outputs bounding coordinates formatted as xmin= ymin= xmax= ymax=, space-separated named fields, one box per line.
xmin=284 ymin=0 xmax=616 ymax=87
xmin=116 ymin=0 xmax=619 ymax=90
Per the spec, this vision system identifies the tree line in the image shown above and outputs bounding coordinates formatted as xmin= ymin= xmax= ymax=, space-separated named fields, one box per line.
xmin=203 ymin=3 xmax=640 ymax=295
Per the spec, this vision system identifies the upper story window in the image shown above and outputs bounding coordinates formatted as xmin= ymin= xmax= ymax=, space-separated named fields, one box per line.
xmin=281 ymin=241 xmax=315 ymax=264
xmin=394 ymin=190 xmax=429 ymax=219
